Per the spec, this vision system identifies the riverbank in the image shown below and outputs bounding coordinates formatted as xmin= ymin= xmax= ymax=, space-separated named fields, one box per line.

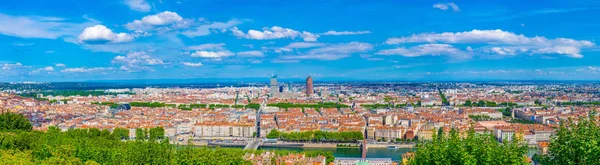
xmin=196 ymin=141 xmax=416 ymax=149
xmin=368 ymin=143 xmax=416 ymax=149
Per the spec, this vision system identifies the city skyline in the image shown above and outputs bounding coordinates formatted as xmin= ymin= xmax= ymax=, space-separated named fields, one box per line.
xmin=2 ymin=0 xmax=600 ymax=82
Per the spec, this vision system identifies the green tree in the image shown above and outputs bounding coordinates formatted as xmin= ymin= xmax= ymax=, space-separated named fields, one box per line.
xmin=464 ymin=100 xmax=472 ymax=107
xmin=408 ymin=128 xmax=528 ymax=165
xmin=0 ymin=112 xmax=33 ymax=132
xmin=149 ymin=127 xmax=165 ymax=141
xmin=477 ymin=100 xmax=486 ymax=107
xmin=540 ymin=111 xmax=600 ymax=165
xmin=135 ymin=128 xmax=146 ymax=140
xmin=112 ymin=128 xmax=129 ymax=140
xmin=266 ymin=129 xmax=281 ymax=139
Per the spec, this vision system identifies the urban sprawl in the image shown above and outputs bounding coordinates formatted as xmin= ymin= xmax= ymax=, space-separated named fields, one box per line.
xmin=1 ymin=77 xmax=599 ymax=165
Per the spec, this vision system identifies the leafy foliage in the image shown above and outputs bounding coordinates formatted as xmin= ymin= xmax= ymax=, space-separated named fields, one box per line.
xmin=539 ymin=112 xmax=600 ymax=165
xmin=408 ymin=128 xmax=528 ymax=165
xmin=560 ymin=101 xmax=600 ymax=106
xmin=267 ymin=102 xmax=349 ymax=109
xmin=0 ymin=112 xmax=32 ymax=132
xmin=0 ymin=126 xmax=254 ymax=164
xmin=438 ymin=89 xmax=449 ymax=105
xmin=468 ymin=115 xmax=496 ymax=121
xmin=266 ymin=129 xmax=363 ymax=142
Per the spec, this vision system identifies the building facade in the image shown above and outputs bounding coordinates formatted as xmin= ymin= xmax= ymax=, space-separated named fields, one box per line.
xmin=270 ymin=75 xmax=278 ymax=97
xmin=306 ymin=76 xmax=313 ymax=96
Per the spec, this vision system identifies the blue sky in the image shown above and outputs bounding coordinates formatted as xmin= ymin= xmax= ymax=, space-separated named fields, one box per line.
xmin=1 ymin=0 xmax=600 ymax=82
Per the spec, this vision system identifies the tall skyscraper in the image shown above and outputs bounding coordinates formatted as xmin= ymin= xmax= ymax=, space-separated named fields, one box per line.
xmin=306 ymin=76 xmax=313 ymax=96
xmin=270 ymin=74 xmax=278 ymax=97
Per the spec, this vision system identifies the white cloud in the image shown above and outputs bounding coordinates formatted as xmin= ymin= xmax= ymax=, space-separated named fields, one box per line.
xmin=249 ymin=60 xmax=262 ymax=64
xmin=78 ymin=25 xmax=134 ymax=44
xmin=112 ymin=52 xmax=165 ymax=71
xmin=579 ymin=66 xmax=600 ymax=73
xmin=61 ymin=67 xmax=113 ymax=73
xmin=280 ymin=42 xmax=373 ymax=60
xmin=125 ymin=11 xmax=183 ymax=30
xmin=433 ymin=2 xmax=460 ymax=12
xmin=182 ymin=62 xmax=203 ymax=67
xmin=186 ymin=43 xmax=226 ymax=50
xmin=231 ymin=26 xmax=319 ymax=41
xmin=42 ymin=66 xmax=54 ymax=71
xmin=124 ymin=0 xmax=151 ymax=12
xmin=182 ymin=20 xmax=242 ymax=37
xmin=276 ymin=42 xmax=325 ymax=52
xmin=285 ymin=42 xmax=325 ymax=49
xmin=310 ymin=42 xmax=373 ymax=54
xmin=385 ymin=29 xmax=595 ymax=58
xmin=12 ymin=42 xmax=34 ymax=46
xmin=321 ymin=30 xmax=371 ymax=35
xmin=0 ymin=62 xmax=31 ymax=77
xmin=191 ymin=50 xmax=234 ymax=59
xmin=2 ymin=62 xmax=24 ymax=70
xmin=187 ymin=43 xmax=234 ymax=59
xmin=55 ymin=63 xmax=66 ymax=67
xmin=29 ymin=66 xmax=54 ymax=74
xmin=487 ymin=47 xmax=519 ymax=55
xmin=0 ymin=13 xmax=97 ymax=39
xmin=237 ymin=51 xmax=264 ymax=57
xmin=377 ymin=44 xmax=468 ymax=58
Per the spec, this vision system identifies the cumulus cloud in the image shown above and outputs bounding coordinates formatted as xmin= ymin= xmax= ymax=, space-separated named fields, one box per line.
xmin=125 ymin=11 xmax=184 ymax=30
xmin=55 ymin=63 xmax=66 ymax=67
xmin=29 ymin=66 xmax=55 ymax=74
xmin=231 ymin=26 xmax=319 ymax=41
xmin=377 ymin=44 xmax=468 ymax=58
xmin=0 ymin=62 xmax=31 ymax=77
xmin=2 ymin=62 xmax=24 ymax=70
xmin=191 ymin=50 xmax=234 ymax=59
xmin=182 ymin=20 xmax=242 ymax=37
xmin=186 ymin=43 xmax=226 ymax=50
xmin=124 ymin=0 xmax=151 ymax=12
xmin=42 ymin=66 xmax=54 ymax=71
xmin=112 ymin=52 xmax=165 ymax=71
xmin=61 ymin=67 xmax=113 ymax=73
xmin=237 ymin=51 xmax=264 ymax=57
xmin=186 ymin=43 xmax=235 ymax=59
xmin=486 ymin=47 xmax=521 ymax=55
xmin=433 ymin=2 xmax=460 ymax=12
xmin=182 ymin=62 xmax=203 ymax=67
xmin=577 ymin=66 xmax=600 ymax=73
xmin=279 ymin=42 xmax=373 ymax=60
xmin=78 ymin=25 xmax=134 ymax=44
xmin=385 ymin=29 xmax=595 ymax=58
xmin=321 ymin=30 xmax=371 ymax=35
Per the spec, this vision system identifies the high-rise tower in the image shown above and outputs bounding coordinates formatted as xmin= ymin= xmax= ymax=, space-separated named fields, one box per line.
xmin=270 ymin=74 xmax=278 ymax=97
xmin=306 ymin=76 xmax=313 ymax=96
